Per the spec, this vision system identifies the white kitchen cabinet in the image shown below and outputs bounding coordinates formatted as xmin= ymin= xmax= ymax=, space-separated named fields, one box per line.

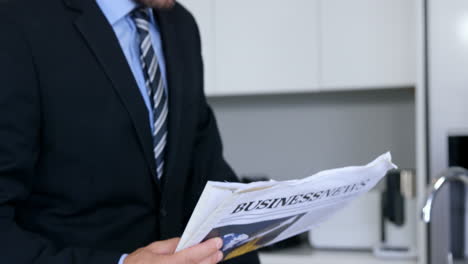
xmin=320 ymin=0 xmax=416 ymax=90
xmin=214 ymin=0 xmax=321 ymax=95
xmin=179 ymin=0 xmax=416 ymax=96
xmin=176 ymin=0 xmax=216 ymax=95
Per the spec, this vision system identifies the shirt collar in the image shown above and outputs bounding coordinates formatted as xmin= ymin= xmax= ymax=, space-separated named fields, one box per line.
xmin=96 ymin=0 xmax=138 ymax=26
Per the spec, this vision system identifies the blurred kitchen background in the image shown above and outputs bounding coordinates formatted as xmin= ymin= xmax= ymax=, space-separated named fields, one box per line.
xmin=177 ymin=0 xmax=468 ymax=263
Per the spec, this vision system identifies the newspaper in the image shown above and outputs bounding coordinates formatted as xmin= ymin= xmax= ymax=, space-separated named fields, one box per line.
xmin=176 ymin=152 xmax=396 ymax=261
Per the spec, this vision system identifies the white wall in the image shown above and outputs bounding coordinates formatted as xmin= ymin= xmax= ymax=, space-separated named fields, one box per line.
xmin=209 ymin=89 xmax=415 ymax=181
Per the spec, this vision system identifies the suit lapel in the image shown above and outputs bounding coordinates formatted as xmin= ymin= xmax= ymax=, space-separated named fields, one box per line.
xmin=67 ymin=0 xmax=160 ymax=189
xmin=155 ymin=9 xmax=185 ymax=199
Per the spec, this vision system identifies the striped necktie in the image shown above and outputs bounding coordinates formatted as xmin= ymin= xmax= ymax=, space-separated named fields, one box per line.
xmin=131 ymin=8 xmax=168 ymax=180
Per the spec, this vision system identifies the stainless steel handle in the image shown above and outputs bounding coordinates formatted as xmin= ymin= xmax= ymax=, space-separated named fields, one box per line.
xmin=421 ymin=167 xmax=468 ymax=223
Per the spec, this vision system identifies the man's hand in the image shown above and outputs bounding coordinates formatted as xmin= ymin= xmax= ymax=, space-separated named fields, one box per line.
xmin=124 ymin=237 xmax=224 ymax=264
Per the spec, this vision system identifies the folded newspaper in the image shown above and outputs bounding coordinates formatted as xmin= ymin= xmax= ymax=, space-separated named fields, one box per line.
xmin=176 ymin=152 xmax=396 ymax=261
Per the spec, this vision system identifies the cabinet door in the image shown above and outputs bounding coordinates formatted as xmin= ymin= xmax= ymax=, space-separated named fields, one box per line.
xmin=215 ymin=0 xmax=320 ymax=95
xmin=320 ymin=0 xmax=416 ymax=90
xmin=177 ymin=0 xmax=216 ymax=95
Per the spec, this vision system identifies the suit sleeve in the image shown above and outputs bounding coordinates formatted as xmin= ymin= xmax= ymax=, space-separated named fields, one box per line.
xmin=191 ymin=89 xmax=261 ymax=264
xmin=189 ymin=16 xmax=261 ymax=264
xmin=0 ymin=17 xmax=122 ymax=264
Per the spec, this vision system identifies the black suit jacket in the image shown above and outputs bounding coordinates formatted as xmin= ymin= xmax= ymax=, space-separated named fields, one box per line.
xmin=0 ymin=0 xmax=260 ymax=263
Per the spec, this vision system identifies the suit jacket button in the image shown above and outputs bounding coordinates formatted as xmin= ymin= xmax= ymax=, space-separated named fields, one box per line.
xmin=160 ymin=208 xmax=168 ymax=217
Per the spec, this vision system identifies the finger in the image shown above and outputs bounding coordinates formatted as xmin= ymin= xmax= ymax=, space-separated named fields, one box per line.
xmin=147 ymin=237 xmax=181 ymax=255
xmin=175 ymin=237 xmax=223 ymax=263
xmin=200 ymin=251 xmax=224 ymax=264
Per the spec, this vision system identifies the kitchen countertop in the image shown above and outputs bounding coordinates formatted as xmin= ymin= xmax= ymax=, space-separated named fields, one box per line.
xmin=259 ymin=246 xmax=417 ymax=264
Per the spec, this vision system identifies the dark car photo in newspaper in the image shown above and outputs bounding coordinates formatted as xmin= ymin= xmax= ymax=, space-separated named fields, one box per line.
xmin=203 ymin=213 xmax=306 ymax=260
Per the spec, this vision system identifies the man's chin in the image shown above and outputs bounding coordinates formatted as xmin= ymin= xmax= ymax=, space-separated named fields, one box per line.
xmin=133 ymin=0 xmax=175 ymax=9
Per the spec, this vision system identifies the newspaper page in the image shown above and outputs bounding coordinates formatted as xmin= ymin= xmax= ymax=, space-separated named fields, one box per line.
xmin=176 ymin=152 xmax=396 ymax=261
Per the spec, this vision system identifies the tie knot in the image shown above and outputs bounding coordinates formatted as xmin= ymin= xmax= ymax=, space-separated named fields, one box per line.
xmin=132 ymin=7 xmax=150 ymax=22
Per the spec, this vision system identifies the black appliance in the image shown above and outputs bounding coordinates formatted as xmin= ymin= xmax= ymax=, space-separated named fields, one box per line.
xmin=448 ymin=135 xmax=468 ymax=259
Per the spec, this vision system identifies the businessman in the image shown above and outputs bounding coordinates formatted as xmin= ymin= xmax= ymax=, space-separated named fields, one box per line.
xmin=0 ymin=0 xmax=260 ymax=263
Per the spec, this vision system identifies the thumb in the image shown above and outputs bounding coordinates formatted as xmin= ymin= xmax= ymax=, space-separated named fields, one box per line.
xmin=147 ymin=237 xmax=181 ymax=255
